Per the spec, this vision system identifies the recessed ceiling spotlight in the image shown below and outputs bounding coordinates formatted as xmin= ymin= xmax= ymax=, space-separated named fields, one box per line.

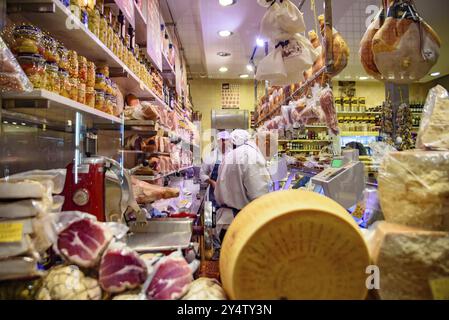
xmin=239 ymin=74 xmax=249 ymax=78
xmin=219 ymin=0 xmax=236 ymax=6
xmin=218 ymin=30 xmax=233 ymax=37
xmin=256 ymin=37 xmax=265 ymax=47
xmin=219 ymin=67 xmax=228 ymax=73
xmin=246 ymin=64 xmax=254 ymax=72
xmin=359 ymin=76 xmax=369 ymax=80
xmin=217 ymin=52 xmax=231 ymax=57
xmin=430 ymin=72 xmax=441 ymax=77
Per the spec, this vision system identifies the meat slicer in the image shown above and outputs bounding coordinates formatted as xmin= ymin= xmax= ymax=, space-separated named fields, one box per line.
xmin=61 ymin=156 xmax=141 ymax=222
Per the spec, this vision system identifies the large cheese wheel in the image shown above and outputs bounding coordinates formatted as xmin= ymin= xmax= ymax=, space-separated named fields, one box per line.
xmin=219 ymin=190 xmax=370 ymax=300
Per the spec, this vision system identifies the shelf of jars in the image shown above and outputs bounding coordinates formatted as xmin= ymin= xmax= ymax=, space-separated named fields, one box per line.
xmin=1 ymin=89 xmax=122 ymax=125
xmin=340 ymin=131 xmax=379 ymax=137
xmin=278 ymin=139 xmax=332 ymax=143
xmin=6 ymin=0 xmax=166 ymax=106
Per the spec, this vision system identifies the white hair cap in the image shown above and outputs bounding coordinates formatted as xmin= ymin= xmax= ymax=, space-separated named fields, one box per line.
xmin=231 ymin=129 xmax=250 ymax=146
xmin=217 ymin=131 xmax=231 ymax=140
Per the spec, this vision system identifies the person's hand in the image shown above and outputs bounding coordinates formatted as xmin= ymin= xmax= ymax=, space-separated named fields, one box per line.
xmin=209 ymin=179 xmax=217 ymax=189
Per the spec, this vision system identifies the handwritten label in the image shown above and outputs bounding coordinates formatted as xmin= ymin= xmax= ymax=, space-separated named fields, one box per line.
xmin=430 ymin=278 xmax=449 ymax=300
xmin=0 ymin=222 xmax=24 ymax=243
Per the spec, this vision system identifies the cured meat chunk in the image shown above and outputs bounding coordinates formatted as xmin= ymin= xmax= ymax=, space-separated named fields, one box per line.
xmin=320 ymin=87 xmax=339 ymax=135
xmin=99 ymin=248 xmax=148 ymax=293
xmin=57 ymin=219 xmax=112 ymax=268
xmin=146 ymin=255 xmax=193 ymax=300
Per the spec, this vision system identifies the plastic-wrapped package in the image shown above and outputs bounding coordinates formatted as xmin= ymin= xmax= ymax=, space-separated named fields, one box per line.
xmin=3 ymin=169 xmax=67 ymax=194
xmin=350 ymin=188 xmax=384 ymax=228
xmin=0 ymin=257 xmax=43 ymax=281
xmin=297 ymin=84 xmax=325 ymax=125
xmin=368 ymin=141 xmax=397 ymax=165
xmin=99 ymin=242 xmax=148 ymax=293
xmin=54 ymin=211 xmax=128 ymax=268
xmin=378 ymin=150 xmax=449 ymax=231
xmin=417 ymin=85 xmax=449 ymax=151
xmin=36 ymin=265 xmax=102 ymax=300
xmin=0 ymin=234 xmax=37 ymax=259
xmin=0 ymin=179 xmax=53 ymax=200
xmin=0 ymin=35 xmax=33 ymax=92
xmin=0 ymin=198 xmax=51 ymax=219
xmin=180 ymin=278 xmax=227 ymax=300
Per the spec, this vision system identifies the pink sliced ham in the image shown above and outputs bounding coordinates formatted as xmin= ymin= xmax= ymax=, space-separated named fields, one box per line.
xmin=57 ymin=219 xmax=112 ymax=268
xmin=146 ymin=255 xmax=193 ymax=300
xmin=99 ymin=248 xmax=148 ymax=293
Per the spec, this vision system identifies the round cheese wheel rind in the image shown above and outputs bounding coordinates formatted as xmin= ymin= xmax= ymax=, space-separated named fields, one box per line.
xmin=219 ymin=190 xmax=370 ymax=300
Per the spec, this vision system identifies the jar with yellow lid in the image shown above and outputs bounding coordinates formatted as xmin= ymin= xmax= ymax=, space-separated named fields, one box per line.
xmin=86 ymin=87 xmax=95 ymax=108
xmin=12 ymin=25 xmax=43 ymax=55
xmin=78 ymin=83 xmax=86 ymax=105
xmin=45 ymin=62 xmax=60 ymax=93
xmin=86 ymin=61 xmax=96 ymax=87
xmin=17 ymin=54 xmax=46 ymax=89
xmin=95 ymin=90 xmax=105 ymax=111
xmin=68 ymin=77 xmax=79 ymax=101
xmin=94 ymin=73 xmax=107 ymax=91
xmin=59 ymin=69 xmax=70 ymax=98
xmin=67 ymin=50 xmax=78 ymax=78
xmin=78 ymin=55 xmax=87 ymax=84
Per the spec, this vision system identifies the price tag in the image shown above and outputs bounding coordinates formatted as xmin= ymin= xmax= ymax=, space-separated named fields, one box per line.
xmin=0 ymin=222 xmax=24 ymax=243
xmin=429 ymin=278 xmax=449 ymax=300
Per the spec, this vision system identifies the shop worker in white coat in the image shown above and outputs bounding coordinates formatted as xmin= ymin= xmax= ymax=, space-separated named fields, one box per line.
xmin=214 ymin=129 xmax=273 ymax=241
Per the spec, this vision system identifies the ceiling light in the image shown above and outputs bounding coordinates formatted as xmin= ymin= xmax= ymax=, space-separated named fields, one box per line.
xmin=12 ymin=122 xmax=17 ymax=125
xmin=219 ymin=0 xmax=235 ymax=6
xmin=359 ymin=76 xmax=369 ymax=80
xmin=21 ymin=122 xmax=26 ymax=126
xmin=430 ymin=72 xmax=440 ymax=77
xmin=3 ymin=121 xmax=8 ymax=124
xmin=217 ymin=51 xmax=231 ymax=57
xmin=218 ymin=30 xmax=233 ymax=37
xmin=219 ymin=67 xmax=228 ymax=73
xmin=246 ymin=64 xmax=254 ymax=72
xmin=240 ymin=74 xmax=249 ymax=78
xmin=256 ymin=37 xmax=265 ymax=47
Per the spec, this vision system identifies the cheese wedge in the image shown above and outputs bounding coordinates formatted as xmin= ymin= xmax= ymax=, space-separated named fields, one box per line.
xmin=220 ymin=190 xmax=370 ymax=300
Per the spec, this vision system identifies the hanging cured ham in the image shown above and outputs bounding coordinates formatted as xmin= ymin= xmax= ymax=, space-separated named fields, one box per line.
xmin=360 ymin=9 xmax=385 ymax=80
xmin=362 ymin=0 xmax=441 ymax=84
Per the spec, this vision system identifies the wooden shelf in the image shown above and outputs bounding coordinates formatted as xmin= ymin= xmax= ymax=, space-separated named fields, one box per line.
xmin=1 ymin=89 xmax=122 ymax=125
xmin=7 ymin=0 xmax=166 ymax=106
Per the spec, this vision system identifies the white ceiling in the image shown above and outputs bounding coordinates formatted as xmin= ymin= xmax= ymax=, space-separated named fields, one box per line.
xmin=164 ymin=0 xmax=449 ymax=82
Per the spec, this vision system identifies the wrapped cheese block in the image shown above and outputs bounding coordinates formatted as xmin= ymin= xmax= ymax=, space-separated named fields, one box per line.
xmin=0 ymin=179 xmax=51 ymax=200
xmin=378 ymin=150 xmax=449 ymax=231
xmin=371 ymin=1 xmax=441 ymax=84
xmin=220 ymin=190 xmax=370 ymax=300
xmin=368 ymin=222 xmax=449 ymax=300
xmin=417 ymin=85 xmax=449 ymax=151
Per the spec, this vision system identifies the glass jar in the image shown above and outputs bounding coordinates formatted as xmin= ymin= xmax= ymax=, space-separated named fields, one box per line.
xmin=94 ymin=73 xmax=107 ymax=91
xmin=78 ymin=55 xmax=87 ymax=84
xmin=104 ymin=93 xmax=113 ymax=114
xmin=57 ymin=45 xmax=69 ymax=71
xmin=69 ymin=77 xmax=79 ymax=101
xmin=107 ymin=25 xmax=114 ymax=51
xmin=112 ymin=33 xmax=120 ymax=56
xmin=97 ymin=65 xmax=109 ymax=77
xmin=59 ymin=69 xmax=70 ymax=98
xmin=95 ymin=90 xmax=105 ymax=111
xmin=86 ymin=86 xmax=95 ymax=108
xmin=67 ymin=50 xmax=78 ymax=78
xmin=42 ymin=35 xmax=59 ymax=63
xmin=105 ymin=77 xmax=113 ymax=95
xmin=86 ymin=61 xmax=96 ymax=87
xmin=17 ymin=54 xmax=46 ymax=89
xmin=13 ymin=25 xmax=43 ymax=55
xmin=78 ymin=83 xmax=86 ymax=105
xmin=88 ymin=7 xmax=100 ymax=37
xmin=99 ymin=16 xmax=108 ymax=45
xmin=45 ymin=62 xmax=60 ymax=93
xmin=110 ymin=94 xmax=118 ymax=116
xmin=111 ymin=82 xmax=118 ymax=97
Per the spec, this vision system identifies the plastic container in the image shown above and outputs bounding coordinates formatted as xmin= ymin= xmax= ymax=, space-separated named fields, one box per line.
xmin=42 ymin=35 xmax=59 ymax=63
xmin=86 ymin=86 xmax=95 ymax=108
xmin=59 ymin=69 xmax=70 ymax=98
xmin=17 ymin=54 xmax=46 ymax=89
xmin=77 ymin=55 xmax=87 ymax=84
xmin=57 ymin=45 xmax=69 ymax=71
xmin=12 ymin=25 xmax=43 ymax=55
xmin=86 ymin=61 xmax=96 ymax=87
xmin=77 ymin=83 xmax=86 ymax=105
xmin=94 ymin=73 xmax=107 ymax=91
xmin=95 ymin=90 xmax=105 ymax=111
xmin=45 ymin=62 xmax=60 ymax=93
xmin=68 ymin=77 xmax=78 ymax=101
xmin=67 ymin=50 xmax=78 ymax=78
